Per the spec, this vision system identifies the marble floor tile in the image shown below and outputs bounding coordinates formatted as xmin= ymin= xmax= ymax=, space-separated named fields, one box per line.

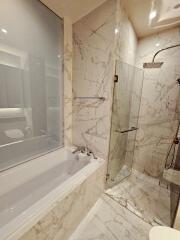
xmin=106 ymin=170 xmax=171 ymax=226
xmin=70 ymin=194 xmax=151 ymax=240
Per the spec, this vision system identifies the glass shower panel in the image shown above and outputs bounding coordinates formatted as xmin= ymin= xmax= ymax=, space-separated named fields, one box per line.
xmin=107 ymin=61 xmax=143 ymax=187
xmin=0 ymin=0 xmax=63 ymax=171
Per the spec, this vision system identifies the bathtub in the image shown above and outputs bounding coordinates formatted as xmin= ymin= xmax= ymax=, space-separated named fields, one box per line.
xmin=0 ymin=147 xmax=104 ymax=240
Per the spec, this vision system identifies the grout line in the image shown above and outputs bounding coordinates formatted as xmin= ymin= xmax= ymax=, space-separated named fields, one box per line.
xmin=104 ymin=192 xmax=163 ymax=227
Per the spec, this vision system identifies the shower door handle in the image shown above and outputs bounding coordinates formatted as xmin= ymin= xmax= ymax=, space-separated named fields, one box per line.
xmin=115 ymin=127 xmax=138 ymax=133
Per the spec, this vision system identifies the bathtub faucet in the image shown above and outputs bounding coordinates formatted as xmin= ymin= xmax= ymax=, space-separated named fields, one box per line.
xmin=72 ymin=146 xmax=97 ymax=159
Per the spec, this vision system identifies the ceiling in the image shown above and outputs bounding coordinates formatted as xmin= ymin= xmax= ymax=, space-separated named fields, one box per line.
xmin=123 ymin=0 xmax=180 ymax=38
xmin=40 ymin=0 xmax=106 ymax=23
xmin=40 ymin=0 xmax=180 ymax=38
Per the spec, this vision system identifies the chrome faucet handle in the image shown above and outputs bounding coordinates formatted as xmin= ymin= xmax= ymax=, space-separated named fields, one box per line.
xmin=72 ymin=146 xmax=86 ymax=154
xmin=80 ymin=146 xmax=86 ymax=152
xmin=85 ymin=147 xmax=97 ymax=159
xmin=72 ymin=146 xmax=97 ymax=159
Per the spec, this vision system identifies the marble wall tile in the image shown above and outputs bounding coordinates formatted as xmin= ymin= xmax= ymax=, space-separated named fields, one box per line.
xmin=19 ymin=163 xmax=105 ymax=240
xmin=72 ymin=0 xmax=117 ymax=160
xmin=64 ymin=18 xmax=73 ymax=146
xmin=72 ymin=0 xmax=138 ymax=171
xmin=114 ymin=0 xmax=137 ymax=65
xmin=134 ymin=120 xmax=179 ymax=177
xmin=134 ymin=27 xmax=180 ymax=177
xmin=107 ymin=0 xmax=138 ymax=184
xmin=174 ymin=201 xmax=180 ymax=230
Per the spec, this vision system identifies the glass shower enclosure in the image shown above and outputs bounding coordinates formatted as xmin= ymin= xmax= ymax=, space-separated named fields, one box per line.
xmin=107 ymin=61 xmax=144 ymax=187
xmin=107 ymin=60 xmax=180 ymax=227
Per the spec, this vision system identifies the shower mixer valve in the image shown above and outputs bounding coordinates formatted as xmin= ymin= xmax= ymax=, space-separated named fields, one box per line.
xmin=174 ymin=137 xmax=179 ymax=144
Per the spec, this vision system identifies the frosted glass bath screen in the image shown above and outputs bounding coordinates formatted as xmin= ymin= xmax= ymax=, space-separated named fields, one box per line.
xmin=0 ymin=0 xmax=64 ymax=170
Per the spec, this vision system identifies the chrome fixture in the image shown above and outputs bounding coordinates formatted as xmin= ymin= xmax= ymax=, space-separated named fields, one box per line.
xmin=143 ymin=44 xmax=180 ymax=68
xmin=177 ymin=78 xmax=180 ymax=86
xmin=165 ymin=121 xmax=180 ymax=170
xmin=114 ymin=75 xmax=118 ymax=83
xmin=115 ymin=127 xmax=138 ymax=134
xmin=72 ymin=146 xmax=97 ymax=159
xmin=72 ymin=146 xmax=85 ymax=154
xmin=74 ymin=97 xmax=105 ymax=101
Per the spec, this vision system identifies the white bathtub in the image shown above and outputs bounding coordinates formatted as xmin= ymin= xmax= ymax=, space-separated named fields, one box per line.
xmin=0 ymin=147 xmax=104 ymax=240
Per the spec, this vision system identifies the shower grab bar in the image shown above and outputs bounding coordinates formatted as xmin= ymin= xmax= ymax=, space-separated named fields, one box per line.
xmin=74 ymin=97 xmax=106 ymax=101
xmin=115 ymin=127 xmax=138 ymax=133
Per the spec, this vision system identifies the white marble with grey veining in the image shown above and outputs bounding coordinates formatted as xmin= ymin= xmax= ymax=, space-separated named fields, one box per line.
xmin=64 ymin=18 xmax=73 ymax=146
xmin=72 ymin=0 xmax=138 ymax=162
xmin=134 ymin=27 xmax=180 ymax=177
xmin=72 ymin=0 xmax=117 ymax=160
xmin=19 ymin=163 xmax=105 ymax=240
xmin=70 ymin=194 xmax=151 ymax=240
xmin=106 ymin=170 xmax=171 ymax=226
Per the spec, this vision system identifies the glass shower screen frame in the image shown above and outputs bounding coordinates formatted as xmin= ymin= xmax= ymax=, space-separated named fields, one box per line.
xmin=0 ymin=0 xmax=64 ymax=171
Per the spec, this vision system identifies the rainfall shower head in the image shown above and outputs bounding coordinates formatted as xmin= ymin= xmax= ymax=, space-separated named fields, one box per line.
xmin=143 ymin=62 xmax=164 ymax=68
xmin=143 ymin=44 xmax=180 ymax=69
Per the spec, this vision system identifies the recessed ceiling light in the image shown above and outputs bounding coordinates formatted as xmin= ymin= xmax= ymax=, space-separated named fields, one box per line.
xmin=115 ymin=28 xmax=119 ymax=34
xmin=156 ymin=43 xmax=160 ymax=47
xmin=1 ymin=28 xmax=7 ymax=34
xmin=149 ymin=10 xmax=157 ymax=20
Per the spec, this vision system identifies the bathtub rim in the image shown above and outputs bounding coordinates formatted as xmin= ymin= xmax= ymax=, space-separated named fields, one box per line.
xmin=0 ymin=151 xmax=104 ymax=240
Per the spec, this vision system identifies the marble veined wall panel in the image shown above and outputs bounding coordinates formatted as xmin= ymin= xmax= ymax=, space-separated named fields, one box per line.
xmin=19 ymin=163 xmax=105 ymax=240
xmin=72 ymin=0 xmax=138 ymax=167
xmin=72 ymin=0 xmax=117 ymax=160
xmin=134 ymin=27 xmax=180 ymax=177
xmin=64 ymin=18 xmax=73 ymax=146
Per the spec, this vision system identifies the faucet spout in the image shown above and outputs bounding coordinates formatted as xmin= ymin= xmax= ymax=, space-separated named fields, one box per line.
xmin=72 ymin=146 xmax=85 ymax=154
xmin=72 ymin=146 xmax=97 ymax=159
